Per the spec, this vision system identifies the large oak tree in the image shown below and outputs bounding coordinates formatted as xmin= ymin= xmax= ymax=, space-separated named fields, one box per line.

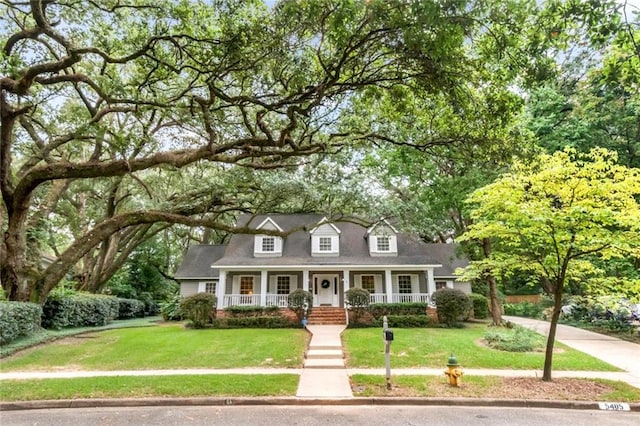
xmin=1 ymin=0 xmax=492 ymax=302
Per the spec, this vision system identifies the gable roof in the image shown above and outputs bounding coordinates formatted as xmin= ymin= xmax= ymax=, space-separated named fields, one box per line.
xmin=211 ymin=213 xmax=465 ymax=271
xmin=367 ymin=218 xmax=398 ymax=235
xmin=174 ymin=244 xmax=226 ymax=279
xmin=256 ymin=217 xmax=284 ymax=232
xmin=309 ymin=216 xmax=341 ymax=234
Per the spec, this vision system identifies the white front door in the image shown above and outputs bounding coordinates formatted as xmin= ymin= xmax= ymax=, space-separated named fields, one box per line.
xmin=315 ymin=274 xmax=337 ymax=306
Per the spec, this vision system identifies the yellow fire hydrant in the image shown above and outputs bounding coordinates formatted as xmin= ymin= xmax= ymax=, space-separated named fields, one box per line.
xmin=444 ymin=353 xmax=463 ymax=387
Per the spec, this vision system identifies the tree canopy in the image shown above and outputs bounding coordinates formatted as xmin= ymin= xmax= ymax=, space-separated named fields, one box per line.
xmin=459 ymin=148 xmax=640 ymax=380
xmin=1 ymin=0 xmax=505 ymax=302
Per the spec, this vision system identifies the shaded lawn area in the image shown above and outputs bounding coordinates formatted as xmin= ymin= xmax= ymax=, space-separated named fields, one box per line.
xmin=350 ymin=375 xmax=640 ymax=402
xmin=0 ymin=374 xmax=299 ymax=401
xmin=0 ymin=325 xmax=308 ymax=371
xmin=342 ymin=324 xmax=619 ymax=371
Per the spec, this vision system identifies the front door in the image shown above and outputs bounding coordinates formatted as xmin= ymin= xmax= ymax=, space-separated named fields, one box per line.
xmin=315 ymin=274 xmax=338 ymax=306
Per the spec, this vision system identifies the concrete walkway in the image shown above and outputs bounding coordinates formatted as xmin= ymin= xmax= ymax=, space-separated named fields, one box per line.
xmin=505 ymin=316 xmax=640 ymax=388
xmin=296 ymin=325 xmax=352 ymax=398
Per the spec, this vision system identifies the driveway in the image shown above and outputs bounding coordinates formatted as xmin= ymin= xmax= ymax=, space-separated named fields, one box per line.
xmin=504 ymin=316 xmax=640 ymax=388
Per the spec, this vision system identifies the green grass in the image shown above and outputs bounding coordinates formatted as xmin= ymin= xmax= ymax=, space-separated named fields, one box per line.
xmin=343 ymin=324 xmax=620 ymax=371
xmin=0 ymin=374 xmax=299 ymax=401
xmin=0 ymin=316 xmax=161 ymax=358
xmin=350 ymin=374 xmax=640 ymax=402
xmin=1 ymin=325 xmax=308 ymax=371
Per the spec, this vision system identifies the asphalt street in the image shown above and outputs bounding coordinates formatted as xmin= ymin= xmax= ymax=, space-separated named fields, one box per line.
xmin=2 ymin=405 xmax=639 ymax=426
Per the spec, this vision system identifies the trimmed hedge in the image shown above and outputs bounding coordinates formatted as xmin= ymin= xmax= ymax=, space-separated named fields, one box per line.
xmin=371 ymin=314 xmax=435 ymax=328
xmin=369 ymin=302 xmax=428 ymax=317
xmin=42 ymin=292 xmax=119 ymax=329
xmin=226 ymin=305 xmax=281 ymax=317
xmin=433 ymin=288 xmax=472 ymax=327
xmin=180 ymin=293 xmax=217 ymax=328
xmin=0 ymin=301 xmax=43 ymax=345
xmin=470 ymin=293 xmax=489 ymax=319
xmin=117 ymin=298 xmax=146 ymax=319
xmin=287 ymin=289 xmax=313 ymax=321
xmin=212 ymin=315 xmax=296 ymax=328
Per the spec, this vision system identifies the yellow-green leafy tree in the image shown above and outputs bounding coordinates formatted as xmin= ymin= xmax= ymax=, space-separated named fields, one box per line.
xmin=458 ymin=148 xmax=640 ymax=381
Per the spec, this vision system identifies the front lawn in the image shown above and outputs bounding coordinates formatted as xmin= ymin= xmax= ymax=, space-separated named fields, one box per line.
xmin=342 ymin=324 xmax=619 ymax=371
xmin=0 ymin=374 xmax=299 ymax=401
xmin=0 ymin=325 xmax=308 ymax=371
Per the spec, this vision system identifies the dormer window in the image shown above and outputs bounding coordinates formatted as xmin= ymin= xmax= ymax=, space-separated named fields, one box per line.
xmin=319 ymin=237 xmax=333 ymax=252
xmin=310 ymin=217 xmax=340 ymax=257
xmin=376 ymin=236 xmax=390 ymax=252
xmin=262 ymin=236 xmax=275 ymax=252
xmin=367 ymin=219 xmax=398 ymax=256
xmin=254 ymin=217 xmax=283 ymax=257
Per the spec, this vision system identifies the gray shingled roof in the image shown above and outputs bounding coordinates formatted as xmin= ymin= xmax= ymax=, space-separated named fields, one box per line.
xmin=209 ymin=214 xmax=467 ymax=273
xmin=174 ymin=245 xmax=226 ymax=278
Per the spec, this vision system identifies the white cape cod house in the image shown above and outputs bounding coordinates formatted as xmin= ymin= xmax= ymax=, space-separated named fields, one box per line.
xmin=175 ymin=214 xmax=470 ymax=310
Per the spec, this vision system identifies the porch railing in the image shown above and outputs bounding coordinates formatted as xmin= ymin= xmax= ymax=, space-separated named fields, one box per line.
xmin=223 ymin=294 xmax=260 ymax=307
xmin=369 ymin=293 xmax=387 ymax=304
xmin=367 ymin=293 xmax=431 ymax=304
xmin=265 ymin=294 xmax=289 ymax=308
xmin=223 ymin=294 xmax=289 ymax=308
xmin=393 ymin=293 xmax=431 ymax=304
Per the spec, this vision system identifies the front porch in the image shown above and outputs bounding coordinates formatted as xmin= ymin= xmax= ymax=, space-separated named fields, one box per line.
xmin=215 ymin=266 xmax=445 ymax=310
xmin=220 ymin=292 xmax=432 ymax=309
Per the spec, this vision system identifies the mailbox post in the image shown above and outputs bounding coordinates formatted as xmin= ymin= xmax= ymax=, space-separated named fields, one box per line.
xmin=383 ymin=315 xmax=393 ymax=390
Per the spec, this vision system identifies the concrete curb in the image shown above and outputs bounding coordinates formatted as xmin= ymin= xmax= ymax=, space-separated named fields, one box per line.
xmin=2 ymin=397 xmax=639 ymax=412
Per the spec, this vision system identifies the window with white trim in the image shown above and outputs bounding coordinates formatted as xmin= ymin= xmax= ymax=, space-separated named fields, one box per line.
xmin=277 ymin=276 xmax=290 ymax=295
xmin=398 ymin=275 xmax=412 ymax=294
xmin=319 ymin=237 xmax=332 ymax=251
xmin=436 ymin=281 xmax=447 ymax=290
xmin=240 ymin=277 xmax=254 ymax=295
xmin=205 ymin=282 xmax=216 ymax=294
xmin=361 ymin=275 xmax=375 ymax=293
xmin=376 ymin=236 xmax=390 ymax=251
xmin=261 ymin=236 xmax=275 ymax=252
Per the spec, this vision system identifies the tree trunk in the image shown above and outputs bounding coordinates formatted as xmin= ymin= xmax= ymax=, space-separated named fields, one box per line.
xmin=542 ymin=279 xmax=564 ymax=381
xmin=482 ymin=238 xmax=502 ymax=326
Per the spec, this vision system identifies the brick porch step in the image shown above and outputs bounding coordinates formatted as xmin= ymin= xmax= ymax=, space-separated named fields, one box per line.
xmin=306 ymin=307 xmax=347 ymax=325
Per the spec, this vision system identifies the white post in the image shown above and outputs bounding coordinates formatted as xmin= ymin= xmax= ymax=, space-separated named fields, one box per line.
xmin=216 ymin=270 xmax=226 ymax=310
xmin=260 ymin=270 xmax=268 ymax=306
xmin=385 ymin=269 xmax=393 ymax=303
xmin=302 ymin=269 xmax=309 ymax=292
xmin=426 ymin=269 xmax=436 ymax=304
xmin=343 ymin=269 xmax=350 ymax=292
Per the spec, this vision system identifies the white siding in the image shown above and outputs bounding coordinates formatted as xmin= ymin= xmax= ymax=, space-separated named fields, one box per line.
xmin=180 ymin=282 xmax=198 ymax=297
xmin=454 ymin=281 xmax=472 ymax=294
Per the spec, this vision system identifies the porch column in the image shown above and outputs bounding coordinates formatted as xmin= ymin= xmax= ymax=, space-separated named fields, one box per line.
xmin=343 ymin=269 xmax=350 ymax=292
xmin=260 ymin=270 xmax=268 ymax=306
xmin=216 ymin=270 xmax=226 ymax=309
xmin=426 ymin=269 xmax=436 ymax=303
xmin=385 ymin=269 xmax=393 ymax=303
xmin=302 ymin=269 xmax=309 ymax=292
